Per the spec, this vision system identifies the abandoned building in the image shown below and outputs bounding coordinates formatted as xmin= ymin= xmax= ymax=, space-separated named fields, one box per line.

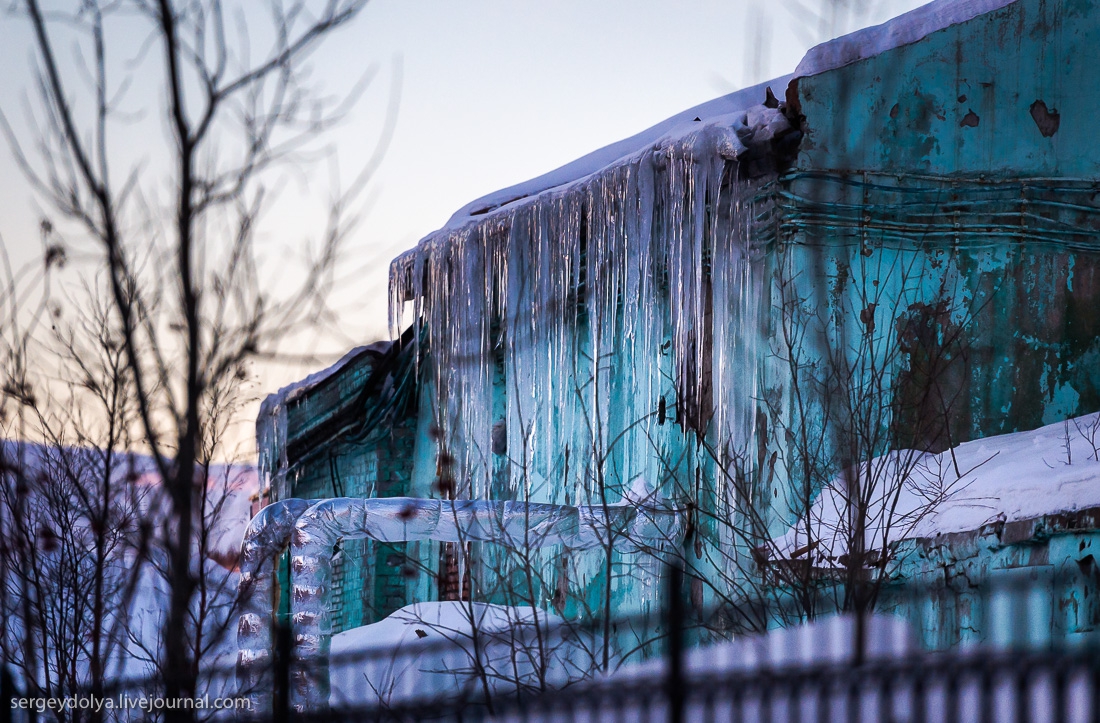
xmin=253 ymin=0 xmax=1100 ymax=652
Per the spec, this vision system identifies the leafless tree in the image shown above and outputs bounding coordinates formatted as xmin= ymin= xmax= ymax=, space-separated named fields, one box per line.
xmin=2 ymin=0 xmax=385 ymax=714
xmin=0 ymin=280 xmax=150 ymax=719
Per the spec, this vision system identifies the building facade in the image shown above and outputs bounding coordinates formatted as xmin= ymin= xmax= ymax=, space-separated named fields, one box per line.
xmin=258 ymin=0 xmax=1100 ymax=643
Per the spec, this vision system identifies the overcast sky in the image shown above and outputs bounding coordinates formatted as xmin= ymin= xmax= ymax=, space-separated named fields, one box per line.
xmin=0 ymin=0 xmax=924 ymax=417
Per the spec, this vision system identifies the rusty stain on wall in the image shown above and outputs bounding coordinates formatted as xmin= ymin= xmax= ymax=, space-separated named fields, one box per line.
xmin=1030 ymin=99 xmax=1061 ymax=136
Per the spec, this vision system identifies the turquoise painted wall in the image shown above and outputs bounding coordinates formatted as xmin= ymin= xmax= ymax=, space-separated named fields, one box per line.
xmin=745 ymin=0 xmax=1100 ymax=643
xmin=795 ymin=0 xmax=1100 ymax=178
xmin=782 ymin=0 xmax=1100 ymax=440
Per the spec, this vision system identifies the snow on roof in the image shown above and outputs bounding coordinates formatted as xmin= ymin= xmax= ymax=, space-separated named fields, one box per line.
xmin=795 ymin=0 xmax=1019 ymax=76
xmin=429 ymin=76 xmax=792 ymax=236
xmin=261 ymin=340 xmax=392 ymax=414
xmin=403 ymin=0 xmax=1020 ymax=249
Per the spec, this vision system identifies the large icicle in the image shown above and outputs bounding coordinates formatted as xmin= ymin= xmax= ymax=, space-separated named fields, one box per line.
xmin=286 ymin=495 xmax=682 ymax=712
xmin=388 ymin=104 xmax=788 ymax=512
xmin=235 ymin=498 xmax=319 ymax=712
xmin=255 ymin=394 xmax=290 ymax=503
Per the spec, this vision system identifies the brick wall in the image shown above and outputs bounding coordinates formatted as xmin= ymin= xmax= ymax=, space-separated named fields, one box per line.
xmin=284 ymin=348 xmax=421 ymax=633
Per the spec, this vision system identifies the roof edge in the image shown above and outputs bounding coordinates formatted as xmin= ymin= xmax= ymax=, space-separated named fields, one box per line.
xmin=795 ymin=0 xmax=1019 ymax=76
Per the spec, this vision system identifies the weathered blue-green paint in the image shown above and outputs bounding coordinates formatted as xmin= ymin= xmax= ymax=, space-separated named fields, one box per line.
xmin=785 ymin=0 xmax=1100 ymax=440
xmin=796 ymin=0 xmax=1099 ymax=177
xmin=753 ymin=0 xmax=1100 ymax=642
xmin=763 ymin=173 xmax=1100 ymax=454
xmin=883 ymin=509 xmax=1100 ymax=649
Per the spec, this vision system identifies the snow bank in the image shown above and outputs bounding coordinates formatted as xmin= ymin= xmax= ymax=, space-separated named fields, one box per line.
xmin=329 ymin=602 xmax=570 ymax=709
xmin=909 ymin=412 xmax=1100 ymax=534
xmin=775 ymin=412 xmax=1100 ymax=561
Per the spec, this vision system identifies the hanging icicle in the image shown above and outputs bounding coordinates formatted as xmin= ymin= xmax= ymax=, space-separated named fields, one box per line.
xmin=388 ymin=103 xmax=792 ymax=511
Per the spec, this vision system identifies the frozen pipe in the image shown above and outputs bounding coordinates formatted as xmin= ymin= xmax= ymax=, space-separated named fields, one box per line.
xmin=286 ymin=496 xmax=681 ymax=712
xmin=235 ymin=498 xmax=319 ymax=712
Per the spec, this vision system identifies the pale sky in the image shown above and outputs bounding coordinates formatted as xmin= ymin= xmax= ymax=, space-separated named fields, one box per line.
xmin=0 ymin=0 xmax=924 ymax=451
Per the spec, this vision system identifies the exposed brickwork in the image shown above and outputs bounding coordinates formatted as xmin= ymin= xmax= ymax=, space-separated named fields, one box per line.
xmin=280 ymin=345 xmax=423 ymax=634
xmin=438 ymin=543 xmax=471 ymax=602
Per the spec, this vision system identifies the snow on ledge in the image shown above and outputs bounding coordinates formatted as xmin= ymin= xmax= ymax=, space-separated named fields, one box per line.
xmin=426 ymin=76 xmax=792 ymax=238
xmin=774 ymin=412 xmax=1100 ymax=561
xmin=260 ymin=340 xmax=392 ymax=413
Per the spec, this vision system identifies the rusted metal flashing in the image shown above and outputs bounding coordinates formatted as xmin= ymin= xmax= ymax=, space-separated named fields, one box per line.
xmin=906 ymin=504 xmax=1100 ymax=554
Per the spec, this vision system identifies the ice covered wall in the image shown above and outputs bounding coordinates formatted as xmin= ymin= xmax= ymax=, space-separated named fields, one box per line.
xmin=380 ymin=0 xmax=1049 ymax=581
xmin=788 ymin=0 xmax=1100 ymax=435
xmin=219 ymin=0 xmax=1100 ymax=679
xmin=385 ymin=0 xmax=1100 ymax=590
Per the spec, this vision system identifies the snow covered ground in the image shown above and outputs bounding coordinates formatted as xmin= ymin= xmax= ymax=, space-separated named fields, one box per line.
xmin=329 ymin=601 xmax=572 ymax=709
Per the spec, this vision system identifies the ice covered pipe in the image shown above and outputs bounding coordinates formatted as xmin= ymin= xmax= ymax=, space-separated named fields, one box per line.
xmin=287 ymin=495 xmax=682 ymax=712
xmin=235 ymin=498 xmax=319 ymax=712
